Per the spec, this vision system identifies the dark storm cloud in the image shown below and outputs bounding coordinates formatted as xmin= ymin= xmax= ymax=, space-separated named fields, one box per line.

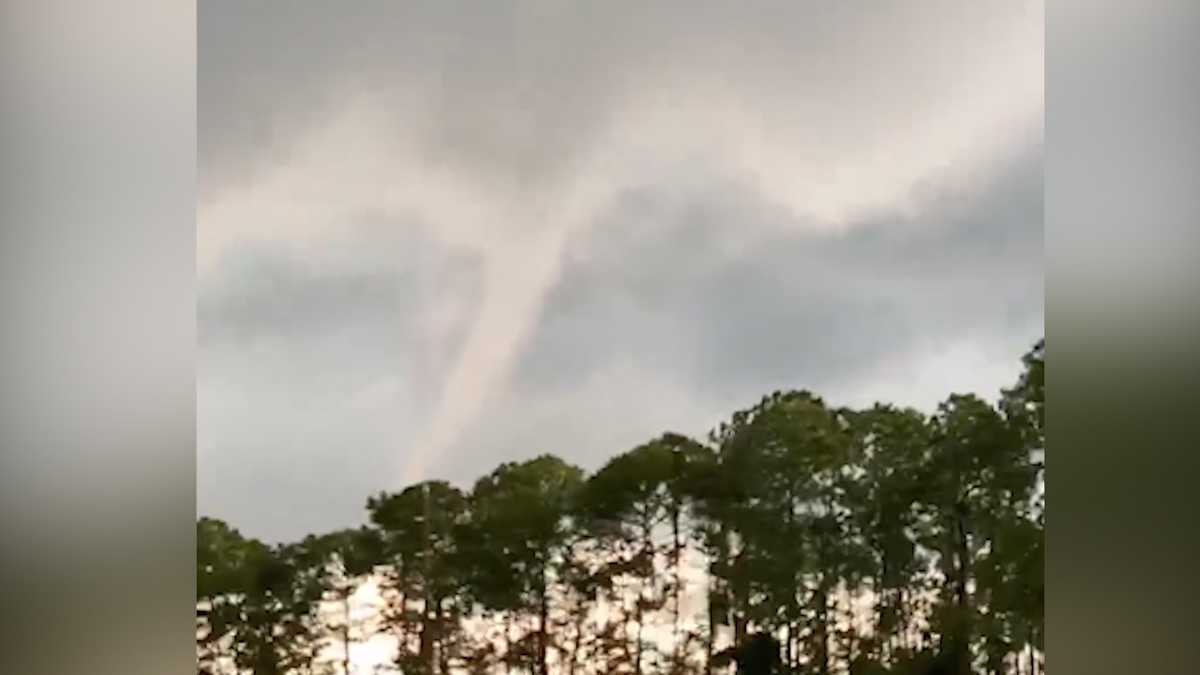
xmin=199 ymin=1 xmax=619 ymax=202
xmin=199 ymin=247 xmax=409 ymax=347
xmin=200 ymin=1 xmax=1038 ymax=203
xmin=197 ymin=222 xmax=484 ymax=539
xmin=199 ymin=222 xmax=482 ymax=349
xmin=517 ymin=144 xmax=1042 ymax=394
xmin=198 ymin=1 xmax=1043 ymax=540
xmin=420 ymin=143 xmax=1043 ymax=482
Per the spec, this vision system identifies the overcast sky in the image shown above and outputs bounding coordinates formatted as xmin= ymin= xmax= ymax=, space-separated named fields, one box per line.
xmin=198 ymin=1 xmax=1043 ymax=543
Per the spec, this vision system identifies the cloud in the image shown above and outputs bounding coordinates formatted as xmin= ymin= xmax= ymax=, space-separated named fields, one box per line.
xmin=421 ymin=140 xmax=1043 ymax=483
xmin=197 ymin=220 xmax=483 ymax=537
xmin=199 ymin=1 xmax=1043 ymax=541
xmin=519 ymin=139 xmax=1042 ymax=394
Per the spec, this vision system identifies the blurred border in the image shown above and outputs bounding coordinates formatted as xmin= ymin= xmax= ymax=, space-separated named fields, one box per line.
xmin=1048 ymin=1 xmax=1200 ymax=674
xmin=1 ymin=1 xmax=195 ymax=673
xmin=1 ymin=1 xmax=1197 ymax=673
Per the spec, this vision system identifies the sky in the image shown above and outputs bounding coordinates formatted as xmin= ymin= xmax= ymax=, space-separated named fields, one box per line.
xmin=198 ymin=1 xmax=1044 ymax=544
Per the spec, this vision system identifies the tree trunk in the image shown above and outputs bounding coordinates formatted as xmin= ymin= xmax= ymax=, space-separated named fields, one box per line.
xmin=635 ymin=576 xmax=645 ymax=675
xmin=538 ymin=569 xmax=550 ymax=675
xmin=706 ymin=572 xmax=717 ymax=675
xmin=785 ymin=622 xmax=794 ymax=671
xmin=1028 ymin=627 xmax=1037 ymax=675
xmin=734 ymin=613 xmax=748 ymax=656
xmin=635 ymin=518 xmax=654 ymax=675
xmin=419 ymin=599 xmax=434 ymax=675
xmin=954 ymin=508 xmax=970 ymax=612
xmin=421 ymin=485 xmax=437 ymax=675
xmin=230 ymin=604 xmax=242 ymax=675
xmin=396 ymin=568 xmax=408 ymax=656
xmin=878 ymin=548 xmax=890 ymax=664
xmin=343 ymin=591 xmax=353 ymax=675
xmin=815 ymin=582 xmax=830 ymax=675
xmin=437 ymin=607 xmax=452 ymax=675
xmin=672 ymin=504 xmax=683 ymax=672
xmin=504 ymin=613 xmax=513 ymax=675
xmin=954 ymin=508 xmax=972 ymax=675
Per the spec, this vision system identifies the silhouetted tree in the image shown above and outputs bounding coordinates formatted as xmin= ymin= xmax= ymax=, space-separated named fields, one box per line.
xmin=196 ymin=339 xmax=1045 ymax=675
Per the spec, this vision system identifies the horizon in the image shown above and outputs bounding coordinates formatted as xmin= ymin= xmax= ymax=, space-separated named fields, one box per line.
xmin=200 ymin=338 xmax=1040 ymax=544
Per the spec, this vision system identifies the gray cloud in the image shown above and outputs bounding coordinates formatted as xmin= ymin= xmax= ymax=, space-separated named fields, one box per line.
xmin=199 ymin=220 xmax=481 ymax=348
xmin=525 ymin=143 xmax=1041 ymax=392
xmin=200 ymin=1 xmax=1040 ymax=205
xmin=197 ymin=221 xmax=483 ymax=538
xmin=420 ymin=142 xmax=1043 ymax=483
xmin=199 ymin=1 xmax=1042 ymax=541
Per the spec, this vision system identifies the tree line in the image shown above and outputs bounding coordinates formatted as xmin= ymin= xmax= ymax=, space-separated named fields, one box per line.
xmin=198 ymin=340 xmax=1044 ymax=675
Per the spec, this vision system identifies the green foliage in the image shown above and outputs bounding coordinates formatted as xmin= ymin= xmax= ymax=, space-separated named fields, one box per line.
xmin=196 ymin=339 xmax=1045 ymax=675
xmin=368 ymin=481 xmax=470 ymax=674
xmin=463 ymin=455 xmax=584 ymax=675
xmin=196 ymin=519 xmax=325 ymax=674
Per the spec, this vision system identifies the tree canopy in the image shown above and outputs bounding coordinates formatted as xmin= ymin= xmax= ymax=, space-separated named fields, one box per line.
xmin=197 ymin=340 xmax=1045 ymax=675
